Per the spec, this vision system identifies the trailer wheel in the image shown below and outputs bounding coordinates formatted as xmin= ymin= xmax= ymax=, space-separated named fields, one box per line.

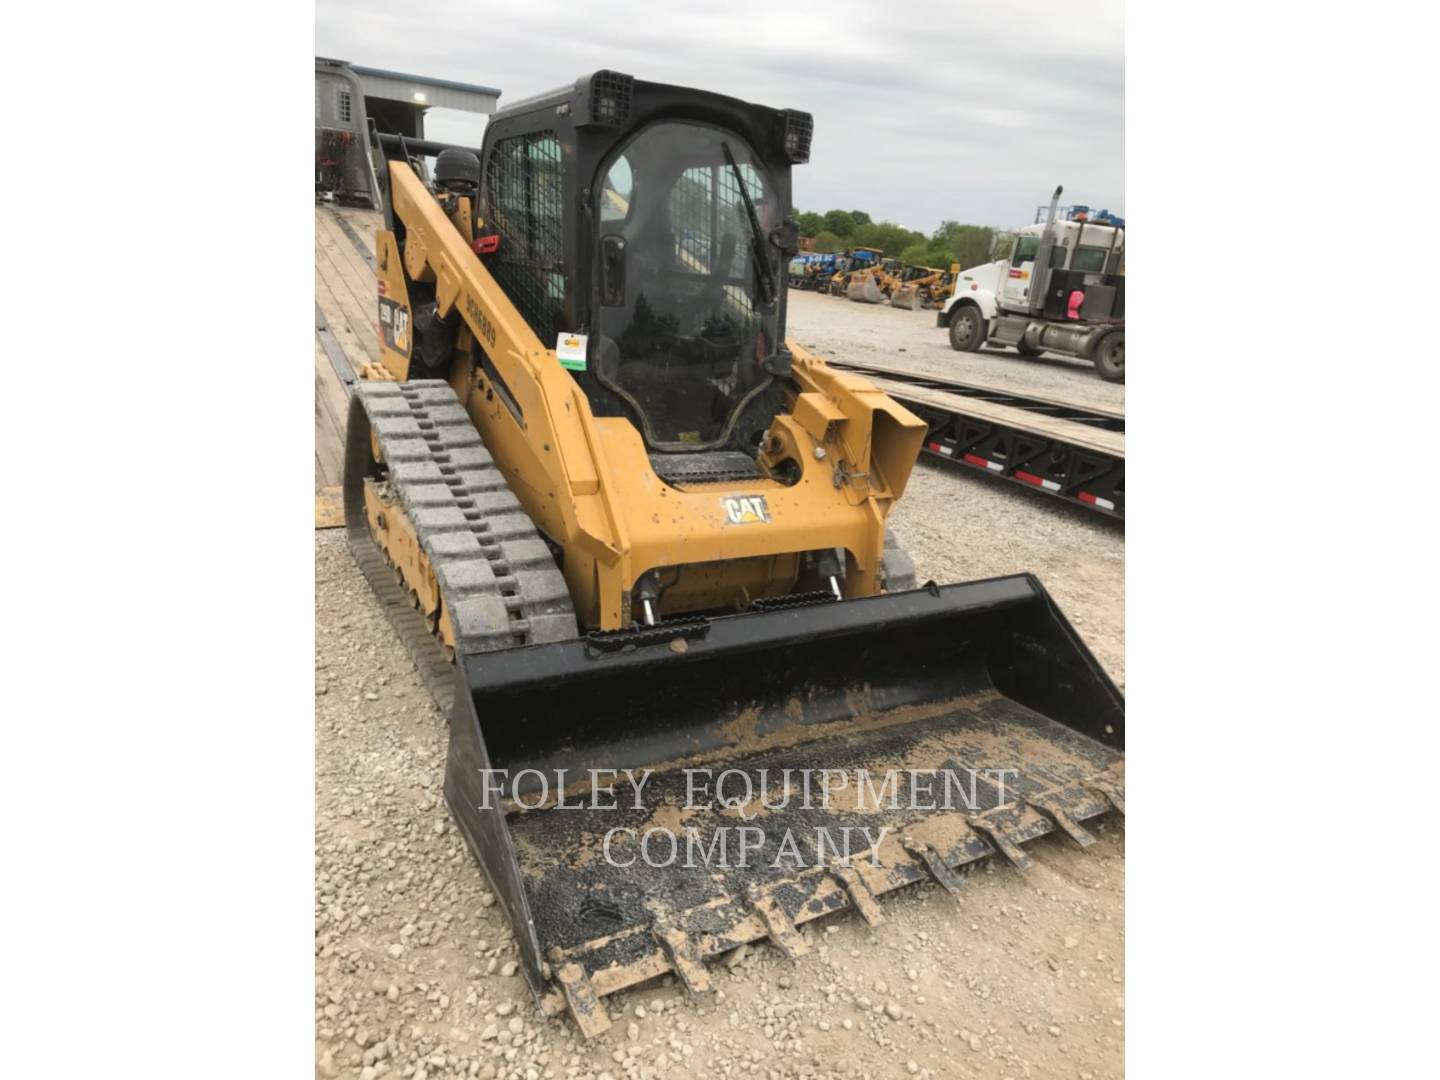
xmin=1095 ymin=331 xmax=1125 ymax=382
xmin=948 ymin=305 xmax=986 ymax=351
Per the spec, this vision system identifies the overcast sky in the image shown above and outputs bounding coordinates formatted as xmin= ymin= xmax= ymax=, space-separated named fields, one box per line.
xmin=317 ymin=0 xmax=1123 ymax=233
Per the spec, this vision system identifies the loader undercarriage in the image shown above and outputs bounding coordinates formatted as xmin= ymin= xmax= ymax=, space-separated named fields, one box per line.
xmin=343 ymin=380 xmax=580 ymax=710
xmin=361 ymin=479 xmax=455 ymax=651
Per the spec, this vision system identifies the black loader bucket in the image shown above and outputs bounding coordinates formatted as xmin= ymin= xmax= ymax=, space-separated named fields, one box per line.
xmin=444 ymin=575 xmax=1124 ymax=1037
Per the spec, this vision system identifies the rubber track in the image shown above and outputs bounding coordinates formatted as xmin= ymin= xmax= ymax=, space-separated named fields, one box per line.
xmin=344 ymin=379 xmax=577 ymax=714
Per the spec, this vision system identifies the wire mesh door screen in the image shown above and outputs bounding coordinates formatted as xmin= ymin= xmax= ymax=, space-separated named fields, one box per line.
xmin=486 ymin=132 xmax=566 ymax=342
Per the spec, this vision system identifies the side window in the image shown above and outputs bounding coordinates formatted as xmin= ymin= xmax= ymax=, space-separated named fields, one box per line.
xmin=485 ymin=131 xmax=565 ymax=344
xmin=1073 ymin=246 xmax=1109 ymax=272
xmin=1012 ymin=236 xmax=1040 ymax=264
xmin=600 ymin=155 xmax=632 ymax=223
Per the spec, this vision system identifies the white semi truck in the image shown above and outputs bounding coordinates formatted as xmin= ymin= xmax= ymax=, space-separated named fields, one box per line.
xmin=937 ymin=187 xmax=1125 ymax=382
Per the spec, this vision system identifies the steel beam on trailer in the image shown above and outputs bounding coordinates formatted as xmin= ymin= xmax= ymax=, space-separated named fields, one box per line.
xmin=825 ymin=360 xmax=1125 ymax=519
xmin=915 ymin=414 xmax=1124 ymax=519
xmin=826 ymin=359 xmax=1124 ymax=433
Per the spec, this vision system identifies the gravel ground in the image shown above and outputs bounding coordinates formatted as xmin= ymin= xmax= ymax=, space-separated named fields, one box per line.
xmin=316 ymin=535 xmax=1123 ymax=1080
xmin=315 ymin=296 xmax=1125 ymax=1078
xmin=786 ymin=289 xmax=1125 ymax=414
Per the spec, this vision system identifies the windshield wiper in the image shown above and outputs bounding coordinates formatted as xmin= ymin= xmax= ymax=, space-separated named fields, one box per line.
xmin=721 ymin=141 xmax=777 ymax=306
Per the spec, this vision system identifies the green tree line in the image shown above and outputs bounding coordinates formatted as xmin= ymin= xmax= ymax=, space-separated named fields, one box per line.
xmin=795 ymin=209 xmax=1014 ymax=270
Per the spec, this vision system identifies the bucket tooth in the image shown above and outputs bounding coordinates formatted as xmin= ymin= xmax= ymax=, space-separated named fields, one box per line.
xmin=554 ymin=961 xmax=611 ymax=1040
xmin=651 ymin=923 xmax=712 ymax=995
xmin=1028 ymin=795 xmax=1097 ymax=848
xmin=831 ymin=862 xmax=886 ymax=927
xmin=969 ymin=817 xmax=1035 ymax=872
xmin=1089 ymin=780 xmax=1126 ymax=816
xmin=902 ymin=840 xmax=966 ymax=900
xmin=749 ymin=888 xmax=810 ymax=959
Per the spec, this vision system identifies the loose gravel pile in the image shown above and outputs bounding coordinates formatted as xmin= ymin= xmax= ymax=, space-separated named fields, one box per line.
xmin=315 ymin=294 xmax=1125 ymax=1079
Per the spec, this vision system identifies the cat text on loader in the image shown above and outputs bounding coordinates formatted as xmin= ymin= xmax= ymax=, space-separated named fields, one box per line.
xmin=344 ymin=71 xmax=1125 ymax=1037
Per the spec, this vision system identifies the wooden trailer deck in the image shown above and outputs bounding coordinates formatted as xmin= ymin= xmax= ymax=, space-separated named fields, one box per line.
xmin=314 ymin=206 xmax=381 ymax=520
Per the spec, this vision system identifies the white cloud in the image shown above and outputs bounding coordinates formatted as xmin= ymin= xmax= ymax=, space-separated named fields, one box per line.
xmin=317 ymin=0 xmax=1123 ymax=231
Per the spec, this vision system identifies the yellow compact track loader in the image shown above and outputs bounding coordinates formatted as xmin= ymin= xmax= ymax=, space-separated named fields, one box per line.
xmin=844 ymin=266 xmax=887 ymax=304
xmin=344 ymin=70 xmax=1124 ymax=1037
xmin=819 ymin=247 xmax=883 ymax=296
xmin=891 ymin=264 xmax=957 ymax=310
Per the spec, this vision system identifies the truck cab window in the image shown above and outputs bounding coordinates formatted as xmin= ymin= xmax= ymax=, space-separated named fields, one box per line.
xmin=1073 ymin=246 xmax=1109 ymax=273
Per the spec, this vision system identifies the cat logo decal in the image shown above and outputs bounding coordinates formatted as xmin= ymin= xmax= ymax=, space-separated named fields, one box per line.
xmin=721 ymin=495 xmax=771 ymax=525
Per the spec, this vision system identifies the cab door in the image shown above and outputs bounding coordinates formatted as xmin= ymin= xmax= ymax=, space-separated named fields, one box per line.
xmin=1001 ymin=233 xmax=1040 ymax=307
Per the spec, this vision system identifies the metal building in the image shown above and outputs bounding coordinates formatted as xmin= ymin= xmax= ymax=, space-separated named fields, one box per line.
xmin=315 ymin=57 xmax=501 ymax=208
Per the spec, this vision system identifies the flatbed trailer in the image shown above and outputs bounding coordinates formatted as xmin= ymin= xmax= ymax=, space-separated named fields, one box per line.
xmin=314 ymin=205 xmax=383 ymax=489
xmin=826 ymin=359 xmax=1125 ymax=520
xmin=314 ymin=204 xmax=384 ymax=527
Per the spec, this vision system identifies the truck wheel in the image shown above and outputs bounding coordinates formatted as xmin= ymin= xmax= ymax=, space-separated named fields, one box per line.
xmin=1095 ymin=332 xmax=1125 ymax=382
xmin=948 ymin=305 xmax=985 ymax=351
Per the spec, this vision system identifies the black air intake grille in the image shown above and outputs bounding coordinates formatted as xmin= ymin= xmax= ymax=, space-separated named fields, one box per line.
xmin=589 ymin=71 xmax=633 ymax=126
xmin=649 ymin=451 xmax=762 ymax=486
xmin=782 ymin=109 xmax=813 ymax=163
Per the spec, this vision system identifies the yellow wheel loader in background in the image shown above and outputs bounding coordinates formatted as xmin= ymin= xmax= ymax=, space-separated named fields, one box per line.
xmin=344 ymin=70 xmax=1125 ymax=1037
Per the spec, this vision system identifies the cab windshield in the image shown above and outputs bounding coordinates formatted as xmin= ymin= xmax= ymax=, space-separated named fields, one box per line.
xmin=593 ymin=122 xmax=780 ymax=451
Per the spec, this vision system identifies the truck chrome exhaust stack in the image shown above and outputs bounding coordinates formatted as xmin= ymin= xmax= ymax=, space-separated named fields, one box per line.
xmin=1028 ymin=185 xmax=1064 ymax=317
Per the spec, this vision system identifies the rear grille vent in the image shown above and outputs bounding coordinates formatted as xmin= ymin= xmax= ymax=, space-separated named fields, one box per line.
xmin=781 ymin=109 xmax=813 ymax=163
xmin=649 ymin=451 xmax=761 ymax=486
xmin=587 ymin=71 xmax=634 ymax=127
